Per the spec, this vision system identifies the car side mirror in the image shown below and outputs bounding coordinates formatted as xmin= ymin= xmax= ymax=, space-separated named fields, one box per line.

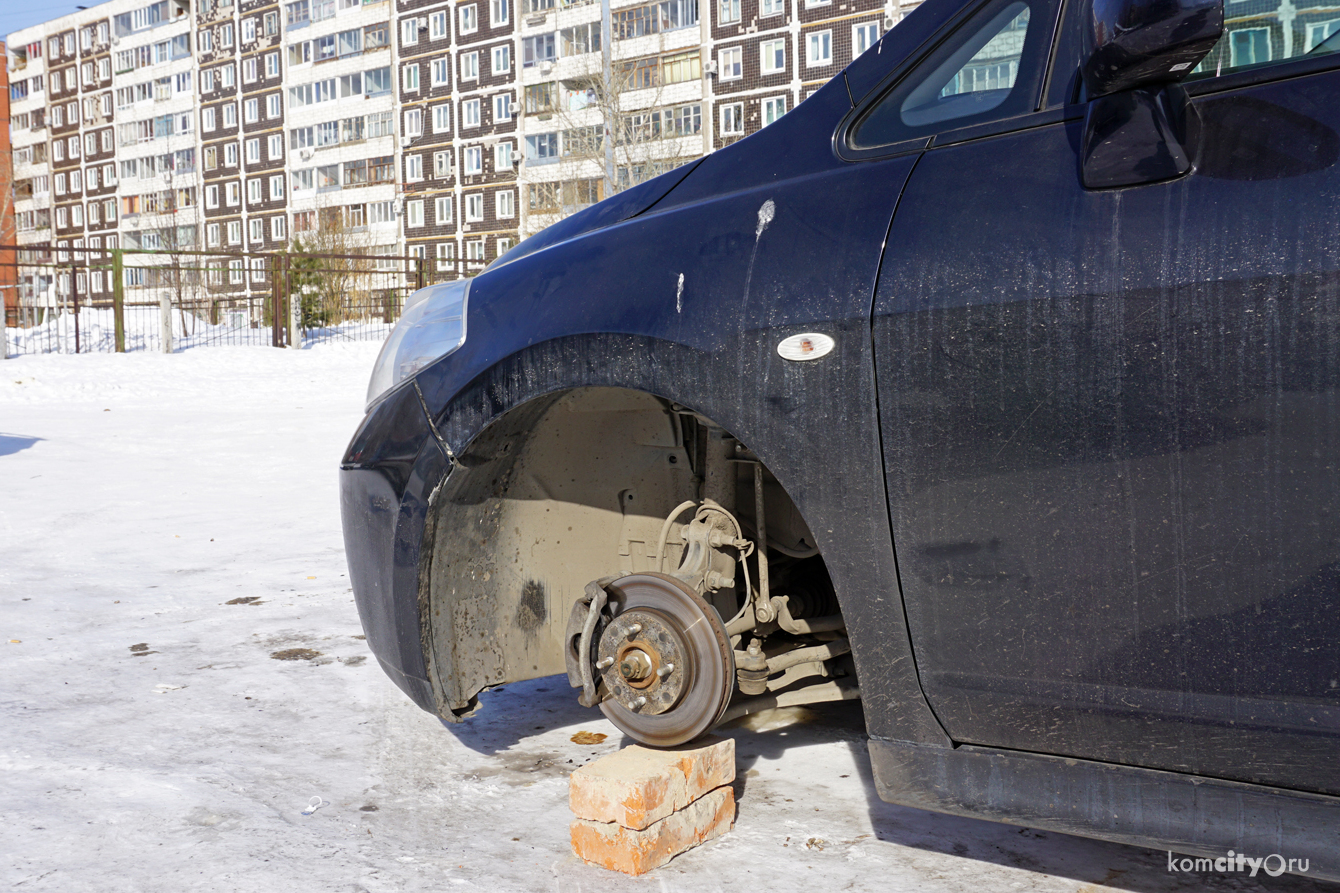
xmin=1079 ymin=0 xmax=1224 ymax=189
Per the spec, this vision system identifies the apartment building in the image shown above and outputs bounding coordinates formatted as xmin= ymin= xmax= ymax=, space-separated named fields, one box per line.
xmin=0 ymin=41 xmax=14 ymax=323
xmin=7 ymin=0 xmax=918 ymax=312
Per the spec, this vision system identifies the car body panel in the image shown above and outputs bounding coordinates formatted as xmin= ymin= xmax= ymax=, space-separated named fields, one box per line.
xmin=875 ymin=57 xmax=1340 ymax=795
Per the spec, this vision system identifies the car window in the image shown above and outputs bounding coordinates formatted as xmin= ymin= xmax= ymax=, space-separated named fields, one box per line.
xmin=1188 ymin=1 xmax=1340 ymax=81
xmin=850 ymin=0 xmax=1055 ymax=150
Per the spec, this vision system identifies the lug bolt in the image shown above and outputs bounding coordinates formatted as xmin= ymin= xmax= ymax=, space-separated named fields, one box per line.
xmin=631 ymin=696 xmax=647 ymax=709
xmin=626 ymin=623 xmax=642 ymax=637
xmin=656 ymin=663 xmax=674 ymax=678
xmin=595 ymin=656 xmax=614 ymax=669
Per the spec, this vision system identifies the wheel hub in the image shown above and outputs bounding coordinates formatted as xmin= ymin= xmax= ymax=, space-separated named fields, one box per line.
xmin=599 ymin=609 xmax=686 ymax=714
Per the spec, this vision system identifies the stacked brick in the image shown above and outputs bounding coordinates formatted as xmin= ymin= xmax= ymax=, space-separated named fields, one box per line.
xmin=569 ymin=735 xmax=736 ymax=876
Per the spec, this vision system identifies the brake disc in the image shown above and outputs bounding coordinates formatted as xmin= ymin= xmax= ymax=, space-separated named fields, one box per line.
xmin=596 ymin=573 xmax=734 ymax=747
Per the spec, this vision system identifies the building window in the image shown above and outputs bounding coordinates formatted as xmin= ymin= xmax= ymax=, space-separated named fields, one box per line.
xmin=496 ymin=190 xmax=515 ymax=219
xmin=465 ymin=194 xmax=485 ymax=222
xmin=435 ymin=196 xmax=453 ymax=224
xmin=460 ymin=4 xmax=478 ymax=34
xmin=244 ymin=57 xmax=258 ymax=84
xmin=761 ymin=39 xmax=786 ymax=74
xmin=406 ymin=154 xmax=424 ymax=181
xmin=495 ymin=141 xmax=513 ymax=171
xmin=228 ymin=221 xmax=243 ymax=245
xmin=436 ymin=242 xmax=455 ymax=271
xmin=207 ymin=223 xmax=221 ymax=246
xmin=246 ymin=138 xmax=261 ymax=163
xmin=720 ymin=102 xmax=743 ymax=135
xmin=492 ymin=45 xmax=511 ymax=74
xmin=404 ymin=108 xmax=423 ymax=137
xmin=406 ymin=199 xmax=424 ymax=227
xmin=248 ymin=178 xmax=263 ymax=203
xmin=807 ymin=31 xmax=832 ymax=67
xmin=523 ymin=33 xmax=556 ymax=68
xmin=463 ymin=146 xmax=483 ymax=175
xmin=762 ymin=95 xmax=787 ymax=126
xmin=270 ymin=174 xmax=285 ymax=199
xmin=267 ymin=94 xmax=282 ymax=118
xmin=719 ymin=47 xmax=742 ymax=80
xmin=207 ymin=184 xmax=220 ymax=209
xmin=249 ymin=218 xmax=264 ymax=242
xmin=272 ymin=216 xmax=287 ymax=240
xmin=226 ymin=181 xmax=241 ymax=205
xmin=463 ymin=98 xmax=481 ymax=127
xmin=493 ymin=94 xmax=512 ymax=122
xmin=433 ymin=104 xmax=452 ymax=133
xmin=466 ymin=240 xmax=486 ymax=262
xmin=432 ymin=58 xmax=451 ymax=87
xmin=461 ymin=52 xmax=479 ymax=81
xmin=719 ymin=0 xmax=740 ymax=24
xmin=404 ymin=64 xmax=420 ymax=92
xmin=491 ymin=0 xmax=509 ymax=26
xmin=853 ymin=22 xmax=880 ymax=56
xmin=434 ymin=150 xmax=453 ymax=178
xmin=244 ymin=98 xmax=260 ymax=123
xmin=427 ymin=10 xmax=447 ymax=39
xmin=224 ymin=103 xmax=238 ymax=127
xmin=225 ymin=143 xmax=239 ymax=166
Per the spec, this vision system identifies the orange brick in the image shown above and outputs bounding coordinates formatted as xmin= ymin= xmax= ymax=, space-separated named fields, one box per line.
xmin=571 ymin=785 xmax=735 ymax=876
xmin=569 ymin=735 xmax=735 ymax=830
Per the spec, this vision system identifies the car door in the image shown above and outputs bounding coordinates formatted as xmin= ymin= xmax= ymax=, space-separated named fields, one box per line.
xmin=870 ymin=0 xmax=1340 ymax=794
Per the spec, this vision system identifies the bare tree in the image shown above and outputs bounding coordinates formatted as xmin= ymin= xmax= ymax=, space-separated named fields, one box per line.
xmin=288 ymin=199 xmax=375 ymax=330
xmin=0 ymin=152 xmax=18 ymax=328
xmin=523 ymin=11 xmax=704 ymax=234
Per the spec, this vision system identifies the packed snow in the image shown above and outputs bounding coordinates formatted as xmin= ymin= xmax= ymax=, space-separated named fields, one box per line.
xmin=0 ymin=344 xmax=1326 ymax=892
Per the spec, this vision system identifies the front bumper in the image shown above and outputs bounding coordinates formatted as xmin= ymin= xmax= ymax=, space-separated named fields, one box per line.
xmin=340 ymin=382 xmax=450 ymax=712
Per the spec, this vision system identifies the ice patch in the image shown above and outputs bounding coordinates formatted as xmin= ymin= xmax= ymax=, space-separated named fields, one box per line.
xmin=676 ymin=273 xmax=685 ymax=313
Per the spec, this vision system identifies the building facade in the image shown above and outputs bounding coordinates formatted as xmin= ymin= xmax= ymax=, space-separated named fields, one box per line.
xmin=7 ymin=0 xmax=920 ymax=313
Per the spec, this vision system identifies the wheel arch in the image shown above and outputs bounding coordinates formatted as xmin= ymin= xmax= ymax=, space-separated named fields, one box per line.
xmin=411 ymin=331 xmax=950 ymax=745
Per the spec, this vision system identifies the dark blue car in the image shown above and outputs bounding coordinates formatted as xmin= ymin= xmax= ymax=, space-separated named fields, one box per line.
xmin=342 ymin=0 xmax=1340 ymax=877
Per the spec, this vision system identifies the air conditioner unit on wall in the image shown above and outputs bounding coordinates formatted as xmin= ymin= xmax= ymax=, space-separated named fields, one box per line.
xmin=704 ymin=60 xmax=718 ymax=75
xmin=399 ymin=136 xmax=411 ymax=148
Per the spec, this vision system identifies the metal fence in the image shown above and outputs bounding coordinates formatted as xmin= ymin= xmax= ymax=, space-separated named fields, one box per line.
xmin=1 ymin=244 xmax=429 ymax=357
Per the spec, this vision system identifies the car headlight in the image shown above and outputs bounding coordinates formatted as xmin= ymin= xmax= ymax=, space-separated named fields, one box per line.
xmin=366 ymin=278 xmax=471 ymax=408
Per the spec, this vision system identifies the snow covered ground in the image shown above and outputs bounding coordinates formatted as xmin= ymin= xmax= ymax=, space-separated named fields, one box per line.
xmin=0 ymin=344 xmax=1328 ymax=892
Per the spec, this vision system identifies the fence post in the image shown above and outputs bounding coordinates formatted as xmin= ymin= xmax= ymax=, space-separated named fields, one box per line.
xmin=72 ymin=266 xmax=81 ymax=354
xmin=112 ymin=250 xmax=126 ymax=353
xmin=270 ymin=256 xmax=282 ymax=348
xmin=288 ymin=256 xmax=300 ymax=350
xmin=159 ymin=291 xmax=173 ymax=354
xmin=416 ymin=255 xmax=425 ymax=291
